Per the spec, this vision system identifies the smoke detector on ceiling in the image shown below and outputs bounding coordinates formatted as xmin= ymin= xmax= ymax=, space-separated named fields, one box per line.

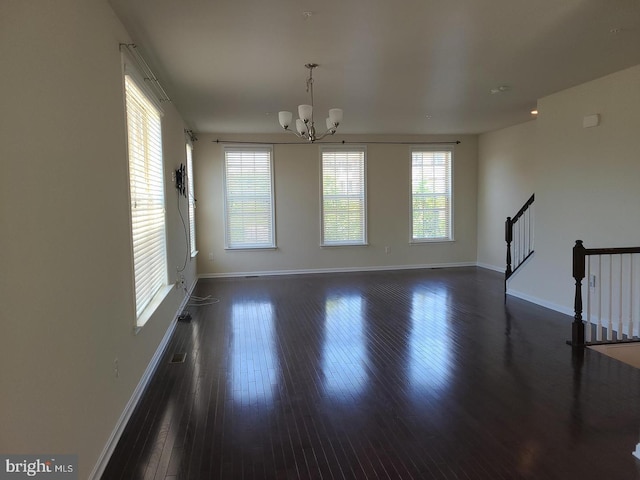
xmin=490 ymin=85 xmax=511 ymax=95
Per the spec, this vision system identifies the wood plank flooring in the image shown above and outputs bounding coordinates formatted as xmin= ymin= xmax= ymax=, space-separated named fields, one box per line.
xmin=103 ymin=267 xmax=640 ymax=479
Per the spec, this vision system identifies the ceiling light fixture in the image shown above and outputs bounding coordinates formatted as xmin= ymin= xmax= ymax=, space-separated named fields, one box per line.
xmin=278 ymin=63 xmax=343 ymax=143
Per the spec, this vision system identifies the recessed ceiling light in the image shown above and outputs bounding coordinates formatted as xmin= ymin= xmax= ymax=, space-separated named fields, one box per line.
xmin=530 ymin=109 xmax=538 ymax=115
xmin=425 ymin=114 xmax=432 ymax=119
xmin=490 ymin=85 xmax=510 ymax=95
xmin=303 ymin=11 xmax=313 ymax=19
xmin=609 ymin=27 xmax=622 ymax=34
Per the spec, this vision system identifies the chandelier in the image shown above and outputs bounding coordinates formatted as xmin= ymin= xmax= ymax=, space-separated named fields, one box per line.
xmin=278 ymin=63 xmax=343 ymax=143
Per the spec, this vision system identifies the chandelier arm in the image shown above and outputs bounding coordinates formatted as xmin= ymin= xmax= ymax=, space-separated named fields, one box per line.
xmin=314 ymin=128 xmax=337 ymax=141
xmin=282 ymin=126 xmax=304 ymax=139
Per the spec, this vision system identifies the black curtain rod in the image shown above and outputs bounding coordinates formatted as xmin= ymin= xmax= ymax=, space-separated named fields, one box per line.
xmin=213 ymin=139 xmax=461 ymax=145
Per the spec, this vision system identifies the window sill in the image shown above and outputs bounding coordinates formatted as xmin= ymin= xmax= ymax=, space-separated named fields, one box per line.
xmin=134 ymin=284 xmax=173 ymax=334
xmin=409 ymin=239 xmax=455 ymax=245
xmin=224 ymin=246 xmax=278 ymax=251
xmin=321 ymin=243 xmax=369 ymax=248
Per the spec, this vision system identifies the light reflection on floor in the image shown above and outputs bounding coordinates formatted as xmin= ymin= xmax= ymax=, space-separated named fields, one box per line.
xmin=322 ymin=292 xmax=368 ymax=400
xmin=409 ymin=287 xmax=452 ymax=398
xmin=230 ymin=300 xmax=278 ymax=407
xmin=225 ymin=287 xmax=455 ymax=408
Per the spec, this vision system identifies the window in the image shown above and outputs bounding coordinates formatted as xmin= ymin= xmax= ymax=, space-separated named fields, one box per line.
xmin=223 ymin=147 xmax=275 ymax=249
xmin=124 ymin=74 xmax=168 ymax=322
xmin=321 ymin=148 xmax=367 ymax=246
xmin=186 ymin=142 xmax=197 ymax=256
xmin=411 ymin=148 xmax=453 ymax=241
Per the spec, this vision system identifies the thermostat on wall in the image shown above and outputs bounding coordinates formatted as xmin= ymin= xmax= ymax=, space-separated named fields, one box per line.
xmin=583 ymin=114 xmax=600 ymax=128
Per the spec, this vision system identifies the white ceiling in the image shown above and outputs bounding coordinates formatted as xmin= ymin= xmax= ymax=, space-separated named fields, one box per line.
xmin=109 ymin=0 xmax=640 ymax=135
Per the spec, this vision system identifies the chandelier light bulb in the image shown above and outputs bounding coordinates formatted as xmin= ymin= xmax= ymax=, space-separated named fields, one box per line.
xmin=328 ymin=108 xmax=342 ymax=126
xmin=278 ymin=111 xmax=293 ymax=129
xmin=296 ymin=119 xmax=307 ymax=136
xmin=298 ymin=104 xmax=313 ymax=123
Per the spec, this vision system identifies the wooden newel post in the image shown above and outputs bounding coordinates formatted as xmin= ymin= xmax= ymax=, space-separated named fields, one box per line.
xmin=572 ymin=240 xmax=586 ymax=348
xmin=505 ymin=217 xmax=513 ymax=277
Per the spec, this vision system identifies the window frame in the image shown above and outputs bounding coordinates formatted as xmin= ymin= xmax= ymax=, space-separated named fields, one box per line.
xmin=122 ymin=55 xmax=170 ymax=328
xmin=223 ymin=145 xmax=276 ymax=250
xmin=320 ymin=147 xmax=368 ymax=247
xmin=186 ymin=141 xmax=197 ymax=257
xmin=410 ymin=146 xmax=454 ymax=243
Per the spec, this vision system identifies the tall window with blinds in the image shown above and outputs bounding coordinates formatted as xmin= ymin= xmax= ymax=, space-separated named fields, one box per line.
xmin=124 ymin=75 xmax=168 ymax=321
xmin=223 ymin=147 xmax=275 ymax=249
xmin=321 ymin=148 xmax=367 ymax=246
xmin=411 ymin=148 xmax=453 ymax=242
xmin=186 ymin=143 xmax=197 ymax=256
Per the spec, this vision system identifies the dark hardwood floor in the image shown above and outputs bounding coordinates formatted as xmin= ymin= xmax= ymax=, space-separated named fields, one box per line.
xmin=103 ymin=267 xmax=640 ymax=479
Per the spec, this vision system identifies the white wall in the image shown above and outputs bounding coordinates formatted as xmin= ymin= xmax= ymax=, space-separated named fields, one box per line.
xmin=0 ymin=1 xmax=196 ymax=478
xmin=478 ymin=64 xmax=640 ymax=313
xmin=194 ymin=134 xmax=478 ymax=276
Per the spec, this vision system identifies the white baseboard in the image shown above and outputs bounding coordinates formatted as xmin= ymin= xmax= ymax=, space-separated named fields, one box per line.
xmin=476 ymin=262 xmax=504 ymax=273
xmin=89 ymin=279 xmax=197 ymax=480
xmin=198 ymin=261 xmax=477 ymax=279
xmin=506 ymin=287 xmax=573 ymax=317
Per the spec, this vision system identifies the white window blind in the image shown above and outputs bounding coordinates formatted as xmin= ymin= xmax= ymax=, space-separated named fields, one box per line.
xmin=321 ymin=149 xmax=367 ymax=246
xmin=125 ymin=75 xmax=168 ymax=319
xmin=224 ymin=147 xmax=275 ymax=249
xmin=411 ymin=148 xmax=453 ymax=241
xmin=186 ymin=143 xmax=197 ymax=256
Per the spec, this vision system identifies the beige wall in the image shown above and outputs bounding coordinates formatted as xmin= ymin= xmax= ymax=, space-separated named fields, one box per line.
xmin=0 ymin=1 xmax=196 ymax=478
xmin=478 ymin=64 xmax=640 ymax=313
xmin=195 ymin=134 xmax=478 ymax=276
xmin=477 ymin=121 xmax=536 ymax=270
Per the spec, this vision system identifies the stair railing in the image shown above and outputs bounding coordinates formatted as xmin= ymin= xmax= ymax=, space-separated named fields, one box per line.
xmin=505 ymin=193 xmax=535 ymax=294
xmin=570 ymin=240 xmax=640 ymax=348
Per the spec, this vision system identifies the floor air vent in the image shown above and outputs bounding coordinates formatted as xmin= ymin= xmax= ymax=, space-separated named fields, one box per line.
xmin=169 ymin=352 xmax=186 ymax=364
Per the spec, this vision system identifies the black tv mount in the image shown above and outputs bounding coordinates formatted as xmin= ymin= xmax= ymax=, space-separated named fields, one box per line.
xmin=175 ymin=163 xmax=186 ymax=197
